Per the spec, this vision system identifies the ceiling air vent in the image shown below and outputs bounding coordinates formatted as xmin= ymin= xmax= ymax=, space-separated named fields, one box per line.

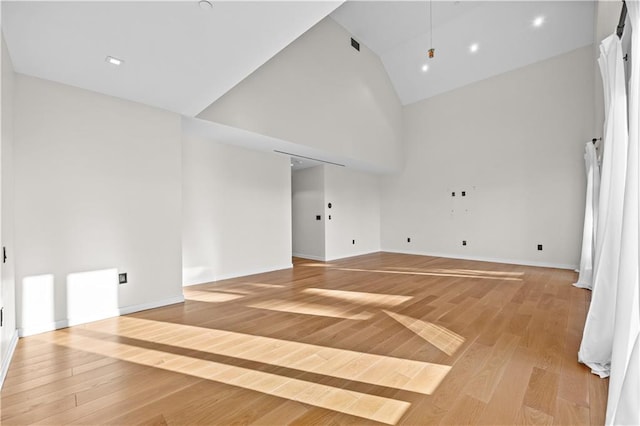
xmin=350 ymin=37 xmax=360 ymax=51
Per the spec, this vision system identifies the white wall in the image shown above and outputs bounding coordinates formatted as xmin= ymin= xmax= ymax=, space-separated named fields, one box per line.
xmin=381 ymin=46 xmax=595 ymax=269
xmin=324 ymin=165 xmax=381 ymax=261
xmin=182 ymin=135 xmax=292 ymax=285
xmin=291 ymin=165 xmax=381 ymax=262
xmin=292 ymin=166 xmax=325 ymax=260
xmin=1 ymin=34 xmax=18 ymax=386
xmin=198 ymin=17 xmax=403 ymax=174
xmin=14 ymin=75 xmax=183 ymax=336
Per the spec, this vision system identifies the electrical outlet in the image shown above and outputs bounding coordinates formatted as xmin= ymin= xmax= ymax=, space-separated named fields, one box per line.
xmin=316 ymin=215 xmax=321 ymax=220
xmin=451 ymin=192 xmax=455 ymax=197
xmin=462 ymin=240 xmax=467 ymax=246
xmin=119 ymin=273 xmax=128 ymax=284
xmin=537 ymin=244 xmax=543 ymax=251
xmin=462 ymin=191 xmax=466 ymax=196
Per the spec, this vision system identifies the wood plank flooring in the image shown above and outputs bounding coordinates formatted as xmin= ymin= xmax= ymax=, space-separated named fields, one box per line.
xmin=1 ymin=253 xmax=607 ymax=425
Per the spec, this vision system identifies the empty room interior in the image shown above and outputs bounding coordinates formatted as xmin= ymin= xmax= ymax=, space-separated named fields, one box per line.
xmin=1 ymin=0 xmax=639 ymax=424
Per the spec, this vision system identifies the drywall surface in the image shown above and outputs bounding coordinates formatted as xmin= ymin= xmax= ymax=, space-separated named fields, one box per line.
xmin=182 ymin=135 xmax=292 ymax=285
xmin=198 ymin=17 xmax=403 ymax=174
xmin=324 ymin=166 xmax=381 ymax=261
xmin=380 ymin=46 xmax=595 ymax=269
xmin=292 ymin=166 xmax=326 ymax=261
xmin=14 ymin=75 xmax=183 ymax=335
xmin=1 ymin=33 xmax=18 ymax=386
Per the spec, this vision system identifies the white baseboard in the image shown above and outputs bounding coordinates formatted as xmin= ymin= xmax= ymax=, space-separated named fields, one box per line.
xmin=18 ymin=319 xmax=75 ymax=337
xmin=18 ymin=295 xmax=185 ymax=337
xmin=292 ymin=253 xmax=326 ymax=261
xmin=118 ymin=295 xmax=185 ymax=316
xmin=183 ymin=263 xmax=293 ymax=287
xmin=325 ymin=250 xmax=380 ymax=262
xmin=0 ymin=330 xmax=19 ymax=389
xmin=382 ymin=249 xmax=578 ymax=270
xmin=294 ymin=250 xmax=381 ymax=263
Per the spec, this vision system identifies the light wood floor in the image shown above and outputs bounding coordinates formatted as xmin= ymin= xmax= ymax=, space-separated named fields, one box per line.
xmin=1 ymin=253 xmax=607 ymax=425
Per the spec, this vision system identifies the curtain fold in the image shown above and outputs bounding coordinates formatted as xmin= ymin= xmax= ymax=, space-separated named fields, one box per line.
xmin=606 ymin=1 xmax=640 ymax=423
xmin=578 ymin=33 xmax=628 ymax=378
xmin=574 ymin=141 xmax=600 ymax=289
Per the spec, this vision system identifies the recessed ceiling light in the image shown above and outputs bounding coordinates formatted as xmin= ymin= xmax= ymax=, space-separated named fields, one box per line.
xmin=199 ymin=0 xmax=213 ymax=10
xmin=469 ymin=43 xmax=479 ymax=53
xmin=533 ymin=16 xmax=545 ymax=27
xmin=421 ymin=64 xmax=429 ymax=72
xmin=105 ymin=56 xmax=123 ymax=66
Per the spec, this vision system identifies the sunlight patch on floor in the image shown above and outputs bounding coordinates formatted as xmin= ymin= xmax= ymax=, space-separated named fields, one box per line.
xmin=184 ymin=290 xmax=245 ymax=303
xmin=337 ymin=267 xmax=522 ymax=281
xmin=235 ymin=282 xmax=286 ymax=289
xmin=42 ymin=331 xmax=411 ymax=425
xmin=247 ymin=299 xmax=373 ymax=320
xmin=303 ymin=288 xmax=413 ymax=307
xmin=384 ymin=310 xmax=465 ymax=356
xmin=388 ymin=267 xmax=524 ymax=278
xmin=88 ymin=316 xmax=451 ymax=395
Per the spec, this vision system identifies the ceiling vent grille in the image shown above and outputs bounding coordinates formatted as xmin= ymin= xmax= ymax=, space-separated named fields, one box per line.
xmin=350 ymin=37 xmax=360 ymax=51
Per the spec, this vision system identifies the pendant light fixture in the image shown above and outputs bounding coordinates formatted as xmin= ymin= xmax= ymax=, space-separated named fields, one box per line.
xmin=428 ymin=0 xmax=435 ymax=58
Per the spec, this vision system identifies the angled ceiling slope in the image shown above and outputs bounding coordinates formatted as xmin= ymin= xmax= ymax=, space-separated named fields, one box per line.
xmin=195 ymin=16 xmax=404 ymax=175
xmin=2 ymin=1 xmax=342 ymax=116
xmin=331 ymin=1 xmax=595 ymax=105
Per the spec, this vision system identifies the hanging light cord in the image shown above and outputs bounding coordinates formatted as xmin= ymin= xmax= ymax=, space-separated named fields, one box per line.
xmin=430 ymin=0 xmax=433 ymax=49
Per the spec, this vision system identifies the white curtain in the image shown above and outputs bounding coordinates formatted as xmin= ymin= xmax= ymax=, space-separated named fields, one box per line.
xmin=574 ymin=141 xmax=600 ymax=289
xmin=578 ymin=33 xmax=629 ymax=378
xmin=606 ymin=1 xmax=640 ymax=423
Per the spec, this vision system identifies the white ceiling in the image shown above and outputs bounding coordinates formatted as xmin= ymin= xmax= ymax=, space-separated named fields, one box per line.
xmin=331 ymin=1 xmax=596 ymax=105
xmin=2 ymin=0 xmax=341 ymax=116
xmin=182 ymin=117 xmax=385 ymax=173
xmin=2 ymin=1 xmax=597 ymax=172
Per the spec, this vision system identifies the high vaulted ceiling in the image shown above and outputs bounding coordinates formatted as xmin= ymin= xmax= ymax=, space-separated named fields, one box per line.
xmin=3 ymin=1 xmax=598 ymax=171
xmin=331 ymin=1 xmax=596 ymax=105
xmin=3 ymin=1 xmax=598 ymax=115
xmin=2 ymin=1 xmax=341 ymax=116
